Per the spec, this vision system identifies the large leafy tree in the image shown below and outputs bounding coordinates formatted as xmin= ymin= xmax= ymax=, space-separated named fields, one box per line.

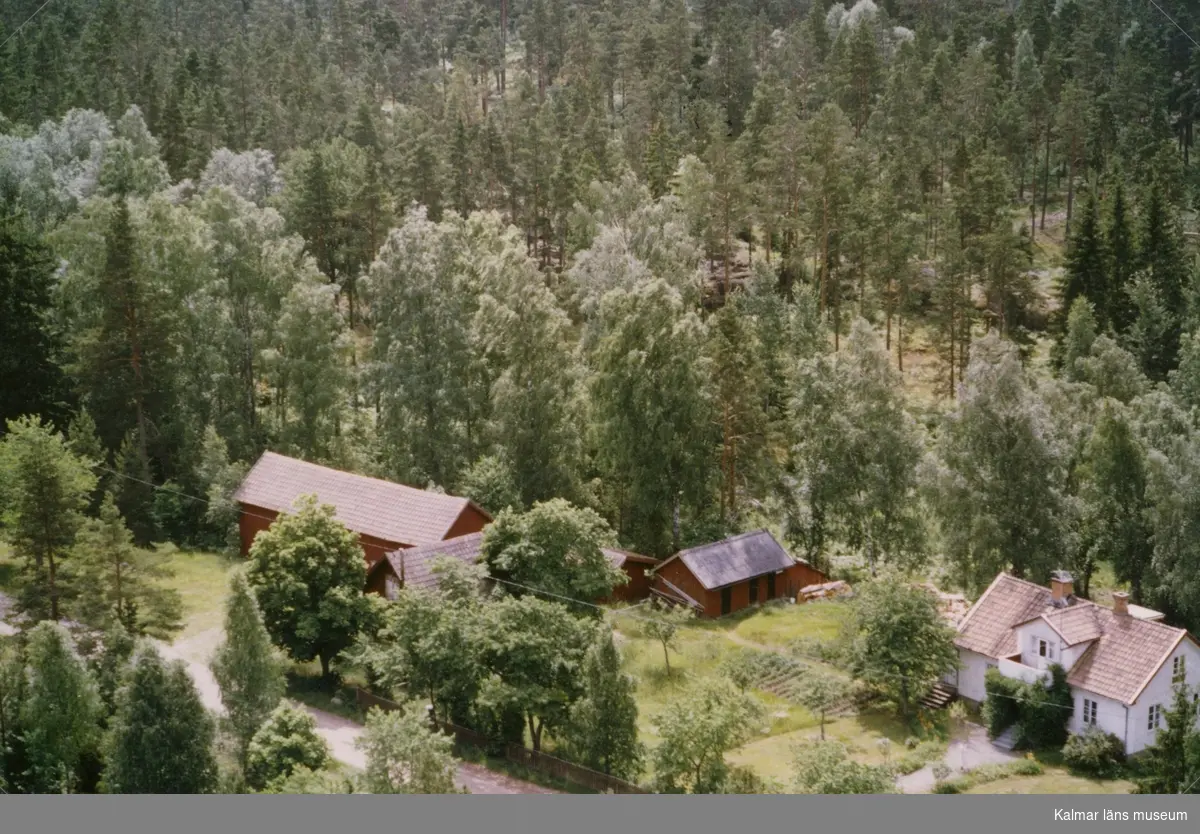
xmin=475 ymin=595 xmax=596 ymax=752
xmin=245 ymin=495 xmax=374 ymax=681
xmin=651 ymin=678 xmax=764 ymax=794
xmin=791 ymin=319 xmax=925 ymax=572
xmin=20 ymin=622 xmax=102 ymax=794
xmin=103 ymin=644 xmax=218 ymax=794
xmin=588 ymin=279 xmax=715 ymax=557
xmin=924 ymin=334 xmax=1067 ymax=591
xmin=481 ymin=498 xmax=626 ymax=603
xmin=847 ymin=577 xmax=958 ymax=718
xmin=245 ymin=703 xmax=329 ymax=791
xmin=210 ymin=572 xmax=286 ymax=764
xmin=0 ymin=416 xmax=97 ymax=620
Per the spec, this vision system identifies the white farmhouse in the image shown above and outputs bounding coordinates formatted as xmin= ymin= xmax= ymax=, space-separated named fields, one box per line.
xmin=946 ymin=570 xmax=1200 ymax=755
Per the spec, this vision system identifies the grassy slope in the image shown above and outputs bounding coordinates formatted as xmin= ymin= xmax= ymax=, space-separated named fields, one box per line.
xmin=159 ymin=547 xmax=238 ymax=638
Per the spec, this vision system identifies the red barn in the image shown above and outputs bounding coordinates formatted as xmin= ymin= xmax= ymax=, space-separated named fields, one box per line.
xmin=364 ymin=530 xmax=657 ymax=602
xmin=651 ymin=530 xmax=826 ymax=618
xmin=233 ymin=452 xmax=491 ymax=566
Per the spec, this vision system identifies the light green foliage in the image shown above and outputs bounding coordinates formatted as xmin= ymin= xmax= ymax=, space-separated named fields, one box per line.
xmin=796 ymin=671 xmax=851 ymax=741
xmin=481 ymin=499 xmax=626 ymax=603
xmin=265 ymin=765 xmax=355 ymax=794
xmin=651 ymin=678 xmax=765 ymax=794
xmin=459 ymin=454 xmax=522 ymax=515
xmin=588 ymin=279 xmax=715 ymax=557
xmin=245 ymin=495 xmax=374 ymax=679
xmin=0 ymin=416 xmax=97 ymax=621
xmin=562 ymin=631 xmax=643 ymax=781
xmin=245 ymin=703 xmax=329 ymax=791
xmin=924 ymin=334 xmax=1066 ymax=591
xmin=103 ymin=644 xmax=217 ymax=794
xmin=641 ymin=602 xmax=695 ymax=677
xmin=792 ymin=740 xmax=895 ymax=795
xmin=210 ymin=572 xmax=286 ymax=761
xmin=20 ymin=622 xmax=102 ymax=793
xmin=791 ymin=318 xmax=925 ymax=571
xmin=848 ymin=575 xmax=958 ymax=717
xmin=475 ymin=594 xmax=597 ymax=751
xmin=356 ymin=705 xmax=461 ymax=794
xmin=70 ymin=492 xmax=183 ymax=638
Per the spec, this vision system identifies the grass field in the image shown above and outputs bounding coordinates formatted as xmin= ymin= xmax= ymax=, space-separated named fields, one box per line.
xmin=964 ymin=769 xmax=1133 ymax=794
xmin=159 ymin=547 xmax=238 ymax=638
xmin=731 ymin=600 xmax=849 ymax=649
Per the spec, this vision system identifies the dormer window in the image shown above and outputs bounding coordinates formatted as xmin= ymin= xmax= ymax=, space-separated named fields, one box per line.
xmin=1173 ymin=655 xmax=1186 ymax=684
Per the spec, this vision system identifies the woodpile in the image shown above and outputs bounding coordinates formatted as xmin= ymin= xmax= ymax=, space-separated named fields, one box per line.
xmin=797 ymin=579 xmax=853 ymax=603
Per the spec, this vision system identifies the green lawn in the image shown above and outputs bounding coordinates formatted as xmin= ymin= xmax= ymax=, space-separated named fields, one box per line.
xmin=0 ymin=542 xmax=18 ymax=592
xmin=159 ymin=547 xmax=238 ymax=638
xmin=731 ymin=600 xmax=849 ymax=650
xmin=964 ymin=770 xmax=1133 ymax=794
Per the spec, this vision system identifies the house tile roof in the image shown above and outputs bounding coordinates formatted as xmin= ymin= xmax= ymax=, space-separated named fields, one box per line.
xmin=953 ymin=574 xmax=1053 ymax=659
xmin=234 ymin=451 xmax=487 ymax=546
xmin=659 ymin=530 xmax=797 ymax=591
xmin=955 ymin=572 xmax=1195 ymax=704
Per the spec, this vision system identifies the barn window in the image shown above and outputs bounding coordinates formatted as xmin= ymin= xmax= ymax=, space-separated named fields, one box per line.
xmin=1173 ymin=655 xmax=1186 ymax=684
xmin=1082 ymin=698 xmax=1097 ymax=725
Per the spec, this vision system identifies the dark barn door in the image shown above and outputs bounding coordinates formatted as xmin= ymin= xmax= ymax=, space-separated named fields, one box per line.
xmin=766 ymin=572 xmax=776 ymax=600
xmin=721 ymin=587 xmax=732 ymax=615
xmin=749 ymin=578 xmax=759 ymax=604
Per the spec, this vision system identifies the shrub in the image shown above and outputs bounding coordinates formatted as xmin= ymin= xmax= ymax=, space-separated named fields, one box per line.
xmin=1014 ymin=665 xmax=1073 ymax=750
xmin=893 ymin=740 xmax=947 ymax=775
xmin=245 ymin=704 xmax=330 ymax=790
xmin=1062 ymin=727 xmax=1126 ymax=778
xmin=982 ymin=668 xmax=1022 ymax=738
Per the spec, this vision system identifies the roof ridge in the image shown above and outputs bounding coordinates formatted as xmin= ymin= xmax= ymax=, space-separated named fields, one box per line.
xmin=676 ymin=528 xmax=772 ymax=555
xmin=259 ymin=451 xmax=467 ymax=504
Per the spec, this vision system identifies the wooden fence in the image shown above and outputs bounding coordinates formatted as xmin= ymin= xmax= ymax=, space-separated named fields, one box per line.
xmin=354 ymin=688 xmax=647 ymax=794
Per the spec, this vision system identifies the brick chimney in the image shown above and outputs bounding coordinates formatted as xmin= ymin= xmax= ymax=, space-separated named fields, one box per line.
xmin=1112 ymin=591 xmax=1130 ymax=616
xmin=1050 ymin=570 xmax=1074 ymax=603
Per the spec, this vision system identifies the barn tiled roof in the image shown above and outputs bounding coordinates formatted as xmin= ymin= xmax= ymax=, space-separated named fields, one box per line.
xmin=660 ymin=530 xmax=796 ymax=591
xmin=955 ymin=573 xmax=1195 ymax=704
xmin=373 ymin=532 xmax=485 ymax=591
xmin=234 ymin=452 xmax=487 ymax=546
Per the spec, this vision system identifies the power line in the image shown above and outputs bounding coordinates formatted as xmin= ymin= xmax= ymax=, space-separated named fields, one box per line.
xmin=1146 ymin=0 xmax=1200 ymax=49
xmin=93 ymin=463 xmax=1099 ymax=710
xmin=0 ymin=0 xmax=57 ymax=51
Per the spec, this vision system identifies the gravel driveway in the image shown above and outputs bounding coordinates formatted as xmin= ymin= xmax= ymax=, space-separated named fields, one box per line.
xmin=896 ymin=723 xmax=1018 ymax=794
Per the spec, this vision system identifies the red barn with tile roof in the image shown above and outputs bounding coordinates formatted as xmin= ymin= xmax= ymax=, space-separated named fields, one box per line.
xmin=233 ymin=452 xmax=491 ymax=566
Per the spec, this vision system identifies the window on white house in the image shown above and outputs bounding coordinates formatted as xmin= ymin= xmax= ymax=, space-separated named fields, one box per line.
xmin=1082 ymin=698 xmax=1097 ymax=725
xmin=1038 ymin=639 xmax=1049 ymax=658
xmin=1173 ymin=655 xmax=1186 ymax=684
xmin=1149 ymin=704 xmax=1163 ymax=731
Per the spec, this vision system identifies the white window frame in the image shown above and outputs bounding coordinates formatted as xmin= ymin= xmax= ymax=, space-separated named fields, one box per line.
xmin=1038 ymin=639 xmax=1049 ymax=659
xmin=1082 ymin=698 xmax=1097 ymax=726
xmin=1149 ymin=704 xmax=1163 ymax=731
xmin=1173 ymin=655 xmax=1186 ymax=684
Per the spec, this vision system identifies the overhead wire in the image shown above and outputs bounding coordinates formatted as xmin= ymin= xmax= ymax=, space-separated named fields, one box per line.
xmin=0 ymin=0 xmax=57 ymax=51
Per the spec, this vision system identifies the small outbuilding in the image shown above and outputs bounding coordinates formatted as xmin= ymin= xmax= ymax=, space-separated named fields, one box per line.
xmin=233 ymin=451 xmax=491 ymax=566
xmin=650 ymin=530 xmax=826 ymax=618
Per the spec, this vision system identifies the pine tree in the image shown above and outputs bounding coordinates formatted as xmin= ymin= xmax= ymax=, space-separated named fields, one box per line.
xmin=563 ymin=631 xmax=643 ymax=781
xmin=103 ymin=645 xmax=218 ymax=794
xmin=70 ymin=492 xmax=182 ymax=638
xmin=1136 ymin=181 xmax=1187 ymax=372
xmin=210 ymin=572 xmax=285 ymax=765
xmin=1135 ymin=682 xmax=1200 ymax=794
xmin=0 ymin=416 xmax=96 ymax=621
xmin=20 ymin=622 xmax=102 ymax=794
xmin=1106 ymin=183 xmax=1136 ymax=333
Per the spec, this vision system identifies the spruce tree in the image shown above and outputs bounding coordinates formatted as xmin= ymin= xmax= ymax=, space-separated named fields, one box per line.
xmin=563 ymin=631 xmax=643 ymax=781
xmin=210 ymin=572 xmax=285 ymax=764
xmin=1060 ymin=194 xmax=1109 ymax=329
xmin=20 ymin=622 xmax=102 ymax=794
xmin=1106 ymin=183 xmax=1136 ymax=332
xmin=103 ymin=645 xmax=218 ymax=794
xmin=1135 ymin=683 xmax=1200 ymax=794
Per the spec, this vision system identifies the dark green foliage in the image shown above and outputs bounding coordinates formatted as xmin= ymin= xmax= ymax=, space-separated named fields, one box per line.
xmin=103 ymin=645 xmax=218 ymax=794
xmin=0 ymin=205 xmax=69 ymax=427
xmin=983 ymin=664 xmax=1072 ymax=750
xmin=562 ymin=632 xmax=643 ymax=780
xmin=1060 ymin=195 xmax=1109 ymax=330
xmin=1062 ymin=727 xmax=1126 ymax=779
xmin=982 ymin=668 xmax=1022 ymax=739
xmin=1135 ymin=683 xmax=1200 ymax=794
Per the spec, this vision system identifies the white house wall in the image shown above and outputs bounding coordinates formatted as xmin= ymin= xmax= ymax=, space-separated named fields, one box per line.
xmin=1014 ymin=620 xmax=1066 ymax=670
xmin=955 ymin=649 xmax=997 ymax=703
xmin=1069 ymin=688 xmax=1126 ymax=748
xmin=1126 ymin=639 xmax=1200 ymax=755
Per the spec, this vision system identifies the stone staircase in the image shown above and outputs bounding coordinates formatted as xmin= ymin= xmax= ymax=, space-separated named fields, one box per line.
xmin=992 ymin=726 xmax=1018 ymax=751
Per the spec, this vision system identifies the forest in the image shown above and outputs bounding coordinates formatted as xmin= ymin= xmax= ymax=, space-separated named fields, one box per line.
xmin=4 ymin=0 xmax=1200 ymax=796
xmin=3 ymin=0 xmax=1200 ymax=651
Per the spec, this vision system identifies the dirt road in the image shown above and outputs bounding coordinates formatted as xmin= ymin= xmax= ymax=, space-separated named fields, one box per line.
xmin=162 ymin=628 xmax=557 ymax=794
